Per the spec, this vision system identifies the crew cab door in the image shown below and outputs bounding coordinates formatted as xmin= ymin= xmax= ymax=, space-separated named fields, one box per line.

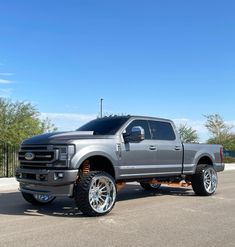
xmin=148 ymin=120 xmax=183 ymax=175
xmin=119 ymin=119 xmax=158 ymax=179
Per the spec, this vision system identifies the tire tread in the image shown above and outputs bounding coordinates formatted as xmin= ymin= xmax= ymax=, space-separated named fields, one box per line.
xmin=74 ymin=171 xmax=116 ymax=216
xmin=191 ymin=164 xmax=216 ymax=196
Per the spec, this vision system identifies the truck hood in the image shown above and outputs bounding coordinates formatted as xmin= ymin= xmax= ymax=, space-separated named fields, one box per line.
xmin=22 ymin=131 xmax=114 ymax=145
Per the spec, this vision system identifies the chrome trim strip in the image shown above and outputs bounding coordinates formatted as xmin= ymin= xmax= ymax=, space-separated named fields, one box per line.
xmin=120 ymin=171 xmax=180 ymax=177
xmin=119 ymin=164 xmax=182 ymax=170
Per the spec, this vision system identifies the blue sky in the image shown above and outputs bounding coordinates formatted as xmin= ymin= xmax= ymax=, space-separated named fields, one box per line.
xmin=0 ymin=0 xmax=235 ymax=140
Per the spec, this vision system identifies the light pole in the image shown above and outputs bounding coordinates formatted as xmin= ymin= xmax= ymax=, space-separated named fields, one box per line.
xmin=100 ymin=98 xmax=104 ymax=118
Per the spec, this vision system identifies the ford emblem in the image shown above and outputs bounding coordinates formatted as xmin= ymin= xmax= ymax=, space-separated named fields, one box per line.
xmin=25 ymin=152 xmax=35 ymax=161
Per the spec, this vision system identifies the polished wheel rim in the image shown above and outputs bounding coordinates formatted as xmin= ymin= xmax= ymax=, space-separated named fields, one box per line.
xmin=203 ymin=168 xmax=217 ymax=193
xmin=33 ymin=194 xmax=54 ymax=203
xmin=89 ymin=176 xmax=116 ymax=213
xmin=150 ymin=183 xmax=161 ymax=189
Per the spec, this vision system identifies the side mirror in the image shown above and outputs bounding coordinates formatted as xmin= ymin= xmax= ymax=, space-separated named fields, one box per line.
xmin=124 ymin=126 xmax=145 ymax=143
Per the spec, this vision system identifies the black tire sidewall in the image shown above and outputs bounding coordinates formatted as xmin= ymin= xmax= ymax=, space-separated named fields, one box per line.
xmin=75 ymin=171 xmax=117 ymax=216
xmin=192 ymin=165 xmax=218 ymax=196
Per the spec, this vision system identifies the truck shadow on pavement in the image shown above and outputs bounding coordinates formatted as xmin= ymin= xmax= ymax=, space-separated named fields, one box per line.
xmin=117 ymin=183 xmax=194 ymax=201
xmin=0 ymin=184 xmax=194 ymax=218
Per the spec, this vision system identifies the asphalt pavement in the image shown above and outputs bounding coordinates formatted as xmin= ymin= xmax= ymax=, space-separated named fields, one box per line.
xmin=0 ymin=168 xmax=235 ymax=247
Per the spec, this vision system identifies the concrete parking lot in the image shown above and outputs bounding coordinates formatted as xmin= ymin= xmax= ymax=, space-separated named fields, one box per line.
xmin=0 ymin=170 xmax=235 ymax=247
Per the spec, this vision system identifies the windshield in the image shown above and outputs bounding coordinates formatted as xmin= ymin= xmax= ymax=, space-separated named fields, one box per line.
xmin=77 ymin=117 xmax=130 ymax=135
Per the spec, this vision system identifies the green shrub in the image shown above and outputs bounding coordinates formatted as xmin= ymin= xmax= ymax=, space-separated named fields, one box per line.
xmin=224 ymin=156 xmax=235 ymax=163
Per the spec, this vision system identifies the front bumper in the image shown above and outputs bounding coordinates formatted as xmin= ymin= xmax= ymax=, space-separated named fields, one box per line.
xmin=15 ymin=167 xmax=78 ymax=197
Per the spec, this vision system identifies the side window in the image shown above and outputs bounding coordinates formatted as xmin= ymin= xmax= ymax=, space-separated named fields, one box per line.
xmin=149 ymin=121 xmax=176 ymax=140
xmin=125 ymin=120 xmax=151 ymax=140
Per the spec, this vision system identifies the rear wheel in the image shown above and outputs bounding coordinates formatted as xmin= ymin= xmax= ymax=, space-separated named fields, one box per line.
xmin=22 ymin=192 xmax=55 ymax=205
xmin=140 ymin=182 xmax=161 ymax=192
xmin=75 ymin=171 xmax=117 ymax=216
xmin=191 ymin=165 xmax=218 ymax=196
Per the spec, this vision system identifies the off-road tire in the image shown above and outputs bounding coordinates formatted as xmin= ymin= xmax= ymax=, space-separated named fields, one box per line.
xmin=75 ymin=171 xmax=117 ymax=217
xmin=191 ymin=164 xmax=218 ymax=196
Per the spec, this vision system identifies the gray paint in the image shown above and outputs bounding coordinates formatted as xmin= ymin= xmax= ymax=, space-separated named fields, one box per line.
xmin=16 ymin=115 xmax=224 ymax=197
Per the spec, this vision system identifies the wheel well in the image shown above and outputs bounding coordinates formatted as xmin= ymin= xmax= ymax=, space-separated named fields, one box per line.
xmin=80 ymin=156 xmax=115 ymax=179
xmin=197 ymin=156 xmax=213 ymax=166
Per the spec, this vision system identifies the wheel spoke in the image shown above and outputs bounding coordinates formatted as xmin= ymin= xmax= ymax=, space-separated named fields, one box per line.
xmin=99 ymin=186 xmax=107 ymax=191
xmin=99 ymin=196 xmax=105 ymax=202
xmin=88 ymin=175 xmax=116 ymax=214
xmin=203 ymin=167 xmax=217 ymax=194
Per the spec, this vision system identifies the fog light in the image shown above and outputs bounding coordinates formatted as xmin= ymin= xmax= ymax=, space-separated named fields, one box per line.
xmin=54 ymin=172 xmax=64 ymax=180
xmin=58 ymin=172 xmax=64 ymax=178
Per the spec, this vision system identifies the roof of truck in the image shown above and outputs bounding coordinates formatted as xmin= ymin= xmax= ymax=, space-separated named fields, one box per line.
xmin=99 ymin=115 xmax=172 ymax=122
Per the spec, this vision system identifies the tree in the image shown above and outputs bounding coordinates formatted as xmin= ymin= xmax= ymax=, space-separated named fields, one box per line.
xmin=204 ymin=114 xmax=235 ymax=151
xmin=0 ymin=98 xmax=57 ymax=145
xmin=177 ymin=124 xmax=199 ymax=143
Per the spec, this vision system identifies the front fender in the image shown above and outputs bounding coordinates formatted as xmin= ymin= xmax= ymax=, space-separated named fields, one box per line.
xmin=71 ymin=145 xmax=118 ymax=169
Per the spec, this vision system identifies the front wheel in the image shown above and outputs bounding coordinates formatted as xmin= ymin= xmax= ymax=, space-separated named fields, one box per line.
xmin=21 ymin=192 xmax=56 ymax=205
xmin=75 ymin=171 xmax=117 ymax=216
xmin=191 ymin=165 xmax=218 ymax=196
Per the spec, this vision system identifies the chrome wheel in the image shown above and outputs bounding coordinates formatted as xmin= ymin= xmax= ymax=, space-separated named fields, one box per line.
xmin=140 ymin=182 xmax=161 ymax=191
xmin=203 ymin=167 xmax=218 ymax=194
xmin=149 ymin=183 xmax=161 ymax=189
xmin=33 ymin=194 xmax=55 ymax=203
xmin=89 ymin=176 xmax=116 ymax=214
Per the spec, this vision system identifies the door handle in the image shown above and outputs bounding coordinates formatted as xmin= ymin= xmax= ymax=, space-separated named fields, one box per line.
xmin=149 ymin=145 xmax=157 ymax=151
xmin=174 ymin=146 xmax=181 ymax=151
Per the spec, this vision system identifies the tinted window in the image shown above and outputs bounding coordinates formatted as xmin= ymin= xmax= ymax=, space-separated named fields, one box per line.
xmin=77 ymin=117 xmax=129 ymax=135
xmin=149 ymin=121 xmax=176 ymax=140
xmin=125 ymin=120 xmax=151 ymax=139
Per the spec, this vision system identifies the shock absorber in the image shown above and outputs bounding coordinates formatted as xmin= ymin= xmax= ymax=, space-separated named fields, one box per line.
xmin=82 ymin=160 xmax=90 ymax=174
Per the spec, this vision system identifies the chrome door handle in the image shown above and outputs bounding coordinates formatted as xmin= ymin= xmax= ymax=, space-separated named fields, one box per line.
xmin=149 ymin=145 xmax=157 ymax=151
xmin=174 ymin=146 xmax=181 ymax=151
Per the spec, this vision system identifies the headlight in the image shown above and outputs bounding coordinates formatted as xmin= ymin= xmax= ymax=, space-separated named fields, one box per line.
xmin=58 ymin=145 xmax=75 ymax=161
xmin=52 ymin=145 xmax=76 ymax=168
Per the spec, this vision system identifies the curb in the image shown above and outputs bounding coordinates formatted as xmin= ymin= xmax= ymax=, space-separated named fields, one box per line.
xmin=224 ymin=163 xmax=235 ymax=171
xmin=0 ymin=177 xmax=18 ymax=192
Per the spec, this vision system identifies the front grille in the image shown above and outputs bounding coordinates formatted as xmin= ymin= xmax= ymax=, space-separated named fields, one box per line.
xmin=19 ymin=151 xmax=55 ymax=162
xmin=21 ymin=146 xmax=48 ymax=150
xmin=19 ymin=145 xmax=57 ymax=169
xmin=20 ymin=163 xmax=50 ymax=169
xmin=21 ymin=173 xmax=37 ymax=180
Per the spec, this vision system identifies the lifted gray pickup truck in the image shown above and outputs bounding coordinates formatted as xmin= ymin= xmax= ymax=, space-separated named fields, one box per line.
xmin=16 ymin=116 xmax=224 ymax=216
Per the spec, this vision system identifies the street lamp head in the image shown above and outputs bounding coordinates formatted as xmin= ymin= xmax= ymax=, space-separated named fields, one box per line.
xmin=100 ymin=98 xmax=104 ymax=118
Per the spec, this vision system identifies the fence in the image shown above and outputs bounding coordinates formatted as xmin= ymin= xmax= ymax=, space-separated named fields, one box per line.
xmin=0 ymin=143 xmax=19 ymax=178
xmin=224 ymin=150 xmax=235 ymax=158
